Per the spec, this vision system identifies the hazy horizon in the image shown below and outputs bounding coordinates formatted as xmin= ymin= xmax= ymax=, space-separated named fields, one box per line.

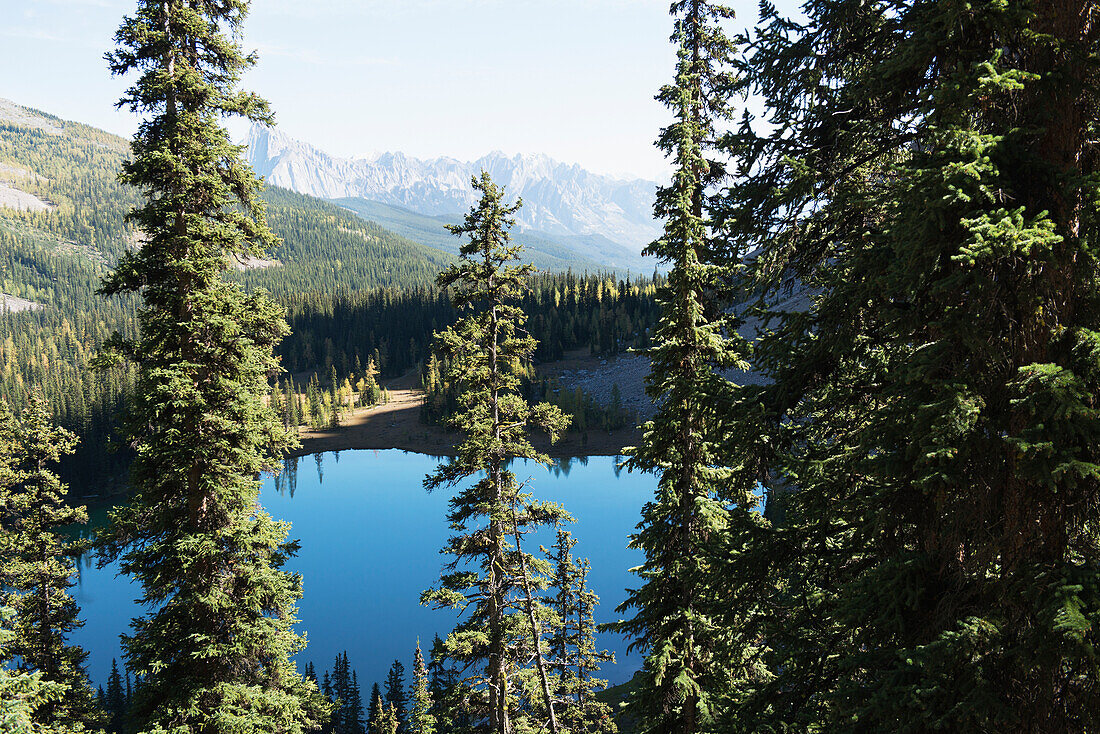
xmin=1 ymin=0 xmax=794 ymax=181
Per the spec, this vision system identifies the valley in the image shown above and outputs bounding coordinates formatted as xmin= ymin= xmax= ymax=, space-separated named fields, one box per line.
xmin=246 ymin=123 xmax=660 ymax=273
xmin=4 ymin=0 xmax=1092 ymax=730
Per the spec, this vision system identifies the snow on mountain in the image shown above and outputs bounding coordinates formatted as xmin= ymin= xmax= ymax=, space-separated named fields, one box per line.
xmin=244 ymin=125 xmax=662 ymax=251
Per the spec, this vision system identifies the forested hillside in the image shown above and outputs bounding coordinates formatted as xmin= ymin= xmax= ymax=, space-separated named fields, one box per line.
xmin=0 ymin=100 xmax=454 ymax=492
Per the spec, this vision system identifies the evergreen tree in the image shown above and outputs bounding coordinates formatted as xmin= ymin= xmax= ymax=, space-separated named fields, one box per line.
xmin=421 ymin=173 xmax=570 ymax=734
xmin=96 ymin=0 xmax=328 ymax=729
xmin=426 ymin=636 xmax=467 ymax=734
xmin=348 ymin=671 xmax=366 ymax=734
xmin=613 ymin=3 xmax=746 ymax=734
xmin=0 ymin=393 xmax=101 ymax=729
xmin=361 ymin=358 xmax=381 ymax=407
xmin=545 ymin=531 xmax=616 ymax=733
xmin=105 ymin=659 xmax=126 ymax=733
xmin=329 ymin=652 xmax=349 ymax=734
xmin=371 ymin=694 xmax=399 ymax=734
xmin=378 ymin=703 xmax=399 ymax=734
xmin=383 ymin=659 xmax=407 ymax=733
xmin=329 ymin=365 xmax=343 ymax=428
xmin=0 ymin=409 xmax=63 ymax=734
xmin=368 ymin=683 xmax=382 ymax=734
xmin=0 ymin=605 xmax=64 ymax=734
xmin=548 ymin=529 xmax=580 ymax=689
xmin=714 ymin=0 xmax=1100 ymax=729
xmin=408 ymin=641 xmax=435 ymax=734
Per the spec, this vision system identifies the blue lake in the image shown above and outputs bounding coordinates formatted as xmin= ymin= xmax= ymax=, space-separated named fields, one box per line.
xmin=72 ymin=450 xmax=653 ymax=692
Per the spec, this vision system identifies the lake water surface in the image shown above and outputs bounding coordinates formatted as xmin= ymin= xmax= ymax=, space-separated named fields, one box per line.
xmin=72 ymin=450 xmax=652 ymax=692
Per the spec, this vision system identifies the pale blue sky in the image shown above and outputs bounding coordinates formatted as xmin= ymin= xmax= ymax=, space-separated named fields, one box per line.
xmin=1 ymin=0 xmax=790 ymax=180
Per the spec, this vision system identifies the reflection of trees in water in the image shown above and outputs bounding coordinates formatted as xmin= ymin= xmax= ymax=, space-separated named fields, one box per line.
xmin=549 ymin=455 xmax=590 ymax=478
xmin=274 ymin=455 xmax=300 ymax=497
xmin=279 ymin=451 xmax=623 ymax=497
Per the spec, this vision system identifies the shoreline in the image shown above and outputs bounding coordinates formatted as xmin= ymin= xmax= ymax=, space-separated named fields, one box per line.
xmin=291 ymin=381 xmax=641 ymax=459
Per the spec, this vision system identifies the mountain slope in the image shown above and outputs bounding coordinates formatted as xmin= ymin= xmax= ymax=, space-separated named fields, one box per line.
xmin=334 ymin=197 xmax=647 ymax=273
xmin=0 ymin=98 xmax=453 ymax=305
xmin=245 ymin=124 xmax=662 ymax=265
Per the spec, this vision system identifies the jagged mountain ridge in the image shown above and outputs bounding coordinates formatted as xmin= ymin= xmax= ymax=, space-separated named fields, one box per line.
xmin=244 ymin=124 xmax=663 ymax=256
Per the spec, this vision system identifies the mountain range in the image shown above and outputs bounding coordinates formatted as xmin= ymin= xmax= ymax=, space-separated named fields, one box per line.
xmin=245 ymin=125 xmax=661 ymax=272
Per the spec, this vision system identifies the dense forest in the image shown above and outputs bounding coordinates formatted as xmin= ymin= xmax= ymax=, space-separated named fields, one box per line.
xmin=4 ymin=0 xmax=1100 ymax=732
xmin=280 ymin=272 xmax=659 ymax=378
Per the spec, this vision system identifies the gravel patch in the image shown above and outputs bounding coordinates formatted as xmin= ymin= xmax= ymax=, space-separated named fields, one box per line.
xmin=0 ymin=294 xmax=44 ymax=313
xmin=0 ymin=162 xmax=33 ymax=180
xmin=553 ymin=352 xmax=656 ymax=418
xmin=232 ymin=255 xmax=282 ymax=271
xmin=546 ymin=289 xmax=810 ymax=416
xmin=0 ymin=183 xmax=52 ymax=211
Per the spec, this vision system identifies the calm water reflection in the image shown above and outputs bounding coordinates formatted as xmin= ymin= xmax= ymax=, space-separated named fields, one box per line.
xmin=72 ymin=450 xmax=651 ymax=691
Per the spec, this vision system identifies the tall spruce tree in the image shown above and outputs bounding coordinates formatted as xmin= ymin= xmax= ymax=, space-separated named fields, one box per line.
xmin=349 ymin=672 xmax=366 ymax=734
xmin=421 ymin=172 xmax=570 ymax=734
xmin=546 ymin=530 xmax=616 ymax=734
xmin=613 ymin=3 xmax=747 ymax=734
xmin=0 ymin=393 xmax=101 ymax=730
xmin=367 ymin=683 xmax=382 ymax=734
xmin=714 ymin=0 xmax=1100 ymax=729
xmin=382 ymin=660 xmax=407 ymax=733
xmin=408 ymin=641 xmax=435 ymax=734
xmin=105 ymin=659 xmax=126 ymax=734
xmin=96 ymin=0 xmax=327 ymax=729
xmin=426 ymin=636 xmax=468 ymax=734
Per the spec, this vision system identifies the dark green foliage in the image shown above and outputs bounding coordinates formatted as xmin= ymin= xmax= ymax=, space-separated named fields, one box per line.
xmin=713 ymin=0 xmax=1100 ymax=730
xmin=95 ymin=0 xmax=328 ymax=729
xmin=546 ymin=530 xmax=617 ymax=734
xmin=104 ymin=659 xmax=127 ymax=733
xmin=383 ymin=660 xmax=407 ymax=733
xmin=368 ymin=683 xmax=383 ymax=734
xmin=320 ymin=652 xmax=366 ymax=734
xmin=426 ymin=636 xmax=470 ymax=734
xmin=238 ymin=187 xmax=453 ymax=297
xmin=280 ymin=271 xmax=661 ymax=385
xmin=613 ymin=3 xmax=749 ymax=734
xmin=0 ymin=394 xmax=101 ymax=730
xmin=0 ymin=605 xmax=66 ymax=733
xmin=0 ymin=212 xmax=138 ymax=496
xmin=422 ymin=173 xmax=571 ymax=734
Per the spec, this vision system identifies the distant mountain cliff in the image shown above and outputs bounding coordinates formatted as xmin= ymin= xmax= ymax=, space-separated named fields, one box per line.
xmin=244 ymin=125 xmax=663 ymax=256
